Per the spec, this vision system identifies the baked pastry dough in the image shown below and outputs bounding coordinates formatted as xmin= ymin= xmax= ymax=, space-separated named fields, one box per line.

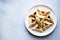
xmin=29 ymin=9 xmax=54 ymax=32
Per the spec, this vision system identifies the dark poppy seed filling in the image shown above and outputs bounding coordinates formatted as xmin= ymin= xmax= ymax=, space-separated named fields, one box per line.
xmin=48 ymin=16 xmax=50 ymax=18
xmin=45 ymin=23 xmax=48 ymax=25
xmin=34 ymin=12 xmax=36 ymax=15
xmin=42 ymin=11 xmax=44 ymax=13
xmin=36 ymin=26 xmax=39 ymax=29
xmin=32 ymin=19 xmax=35 ymax=22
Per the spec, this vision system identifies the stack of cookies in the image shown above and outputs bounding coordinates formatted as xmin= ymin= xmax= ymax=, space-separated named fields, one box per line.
xmin=29 ymin=9 xmax=54 ymax=32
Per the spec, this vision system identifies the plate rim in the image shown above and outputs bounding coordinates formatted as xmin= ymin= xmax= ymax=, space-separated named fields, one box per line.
xmin=24 ymin=4 xmax=57 ymax=36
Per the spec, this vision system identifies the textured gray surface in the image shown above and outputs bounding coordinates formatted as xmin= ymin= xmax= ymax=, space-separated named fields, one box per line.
xmin=0 ymin=0 xmax=59 ymax=40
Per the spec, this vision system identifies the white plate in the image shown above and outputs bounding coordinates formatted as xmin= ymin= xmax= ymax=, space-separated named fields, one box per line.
xmin=25 ymin=5 xmax=57 ymax=36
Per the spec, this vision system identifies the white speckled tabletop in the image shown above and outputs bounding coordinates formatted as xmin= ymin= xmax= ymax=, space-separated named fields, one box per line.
xmin=0 ymin=0 xmax=59 ymax=40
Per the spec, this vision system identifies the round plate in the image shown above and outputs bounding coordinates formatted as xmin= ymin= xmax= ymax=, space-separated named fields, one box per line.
xmin=25 ymin=5 xmax=57 ymax=36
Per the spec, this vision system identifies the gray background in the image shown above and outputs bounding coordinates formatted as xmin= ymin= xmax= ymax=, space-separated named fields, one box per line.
xmin=0 ymin=0 xmax=59 ymax=40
